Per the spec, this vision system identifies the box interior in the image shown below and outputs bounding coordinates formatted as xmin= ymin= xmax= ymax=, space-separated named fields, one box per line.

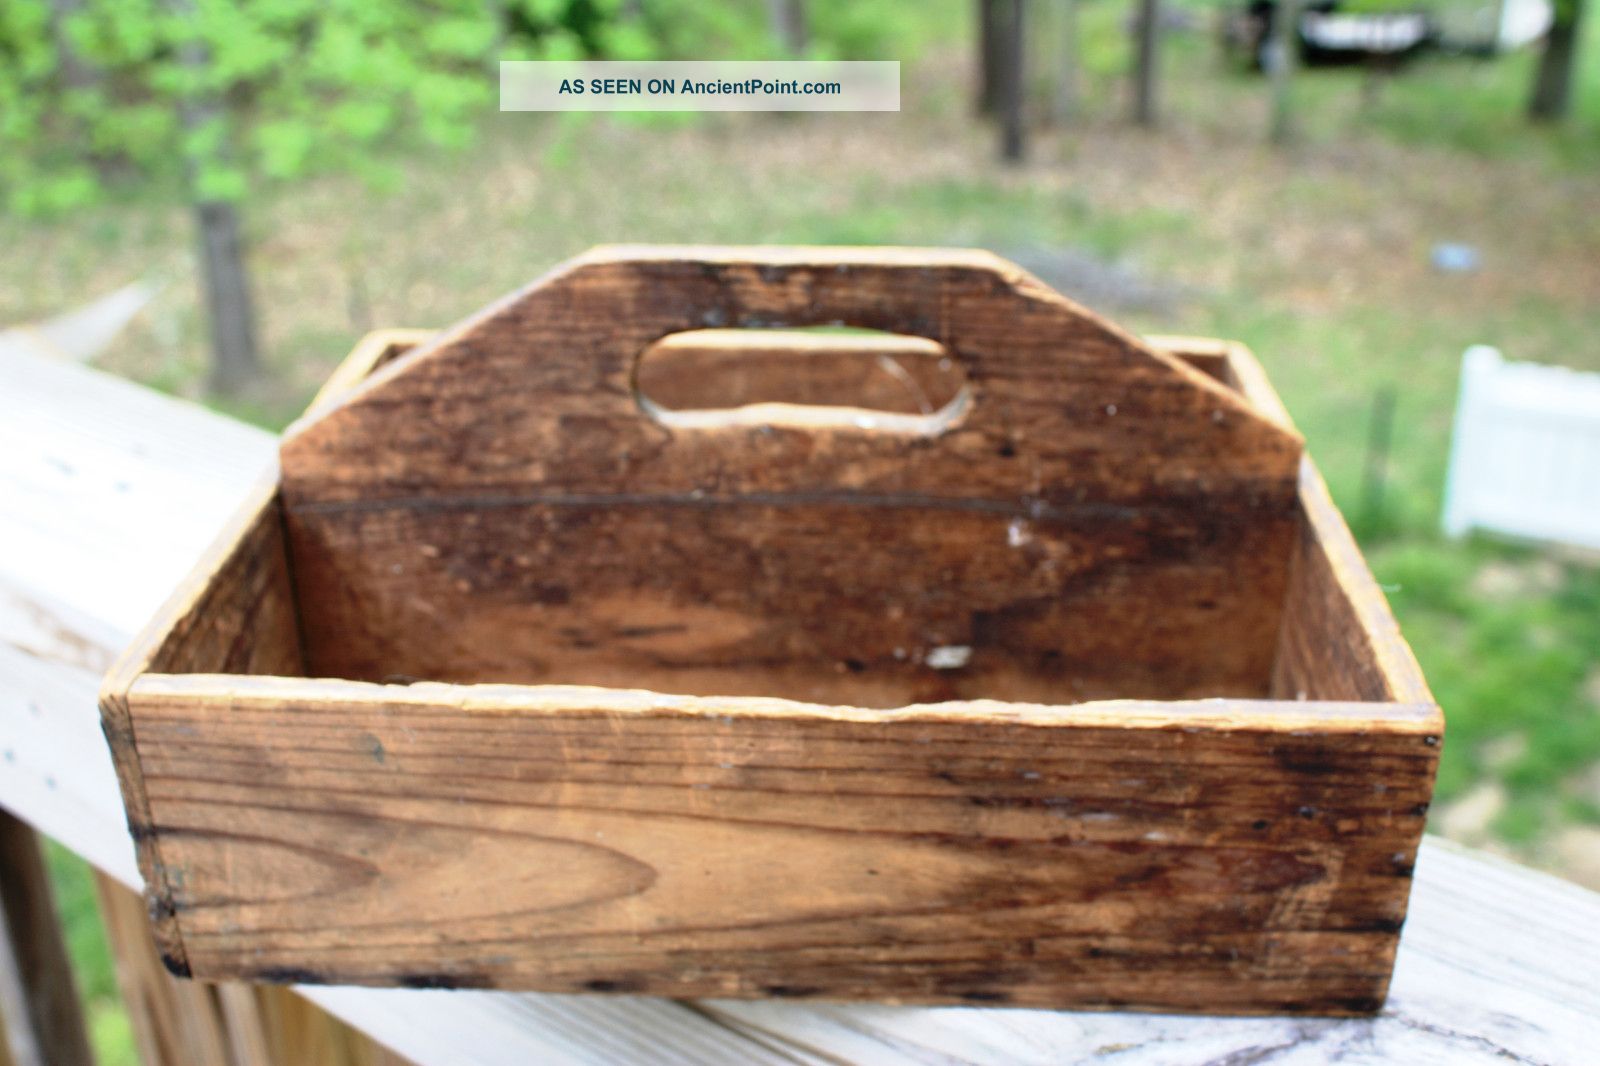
xmin=147 ymin=336 xmax=1412 ymax=710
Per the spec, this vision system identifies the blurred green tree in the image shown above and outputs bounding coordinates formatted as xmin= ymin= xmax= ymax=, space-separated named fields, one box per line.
xmin=0 ymin=0 xmax=923 ymax=388
xmin=0 ymin=0 xmax=573 ymax=389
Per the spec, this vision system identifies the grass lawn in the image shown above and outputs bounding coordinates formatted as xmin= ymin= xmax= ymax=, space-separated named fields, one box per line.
xmin=6 ymin=7 xmax=1599 ymax=1060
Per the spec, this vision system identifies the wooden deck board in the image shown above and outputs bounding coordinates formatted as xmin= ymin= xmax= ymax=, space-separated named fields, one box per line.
xmin=3 ymin=347 xmax=1597 ymax=1063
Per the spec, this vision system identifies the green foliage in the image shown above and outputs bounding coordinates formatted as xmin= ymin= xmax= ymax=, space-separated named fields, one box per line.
xmin=2 ymin=0 xmax=961 ymax=217
xmin=2 ymin=0 xmax=530 ymax=215
xmin=44 ymin=841 xmax=139 ymax=1065
xmin=1361 ymin=529 xmax=1600 ymax=837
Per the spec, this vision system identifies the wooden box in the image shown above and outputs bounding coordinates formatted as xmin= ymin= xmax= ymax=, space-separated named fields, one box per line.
xmin=102 ymin=247 xmax=1440 ymax=1015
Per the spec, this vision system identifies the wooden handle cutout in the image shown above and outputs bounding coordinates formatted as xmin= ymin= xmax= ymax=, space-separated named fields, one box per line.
xmin=634 ymin=327 xmax=972 ymax=436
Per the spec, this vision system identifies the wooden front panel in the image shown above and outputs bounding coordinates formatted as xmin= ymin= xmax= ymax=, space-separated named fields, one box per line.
xmin=126 ymin=679 xmax=1439 ymax=1014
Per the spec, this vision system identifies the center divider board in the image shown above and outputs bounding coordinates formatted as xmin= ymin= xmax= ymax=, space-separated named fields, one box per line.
xmin=277 ymin=247 xmax=1304 ymax=703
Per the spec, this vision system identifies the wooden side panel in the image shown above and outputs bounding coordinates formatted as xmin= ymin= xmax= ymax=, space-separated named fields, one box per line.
xmin=1272 ymin=465 xmax=1433 ymax=705
xmin=99 ymin=477 xmax=304 ymax=977
xmin=1149 ymin=337 xmax=1431 ymax=708
xmin=282 ymin=248 xmax=1303 ymax=504
xmin=127 ymin=679 xmax=1439 ymax=1014
xmin=280 ymin=248 xmax=1304 ymax=699
xmin=142 ymin=488 xmax=302 ymax=678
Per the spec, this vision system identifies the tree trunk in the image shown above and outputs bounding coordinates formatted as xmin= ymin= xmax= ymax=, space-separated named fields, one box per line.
xmin=194 ymin=200 xmax=261 ymax=394
xmin=1529 ymin=0 xmax=1585 ymax=121
xmin=1268 ymin=0 xmax=1303 ymax=143
xmin=47 ymin=0 xmax=97 ymax=92
xmin=1000 ymin=0 xmax=1028 ymax=161
xmin=768 ymin=0 xmax=808 ymax=55
xmin=1132 ymin=0 xmax=1161 ymax=126
xmin=167 ymin=0 xmax=261 ymax=392
xmin=978 ymin=0 xmax=1003 ymax=114
xmin=1055 ymin=0 xmax=1081 ymax=122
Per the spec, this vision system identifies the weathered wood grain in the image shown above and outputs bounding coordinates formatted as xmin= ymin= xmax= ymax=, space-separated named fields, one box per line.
xmin=1151 ymin=335 xmax=1429 ymax=704
xmin=138 ymin=477 xmax=302 ymax=679
xmin=284 ymin=248 xmax=1301 ymax=500
xmin=278 ymin=248 xmax=1305 ymax=700
xmin=122 ymin=677 xmax=1437 ymax=1013
xmin=285 ymin=490 xmax=1297 ymax=705
xmin=1272 ymin=464 xmax=1432 ymax=704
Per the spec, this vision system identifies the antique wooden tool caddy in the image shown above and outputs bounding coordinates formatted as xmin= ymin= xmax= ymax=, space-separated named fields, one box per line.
xmin=102 ymin=246 xmax=1441 ymax=1015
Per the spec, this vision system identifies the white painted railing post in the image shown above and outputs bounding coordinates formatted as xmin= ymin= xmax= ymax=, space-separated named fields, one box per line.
xmin=1441 ymin=344 xmax=1501 ymax=539
xmin=1441 ymin=345 xmax=1600 ymax=550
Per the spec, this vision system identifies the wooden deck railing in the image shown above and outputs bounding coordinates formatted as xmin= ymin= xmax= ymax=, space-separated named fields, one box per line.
xmin=2 ymin=346 xmax=1598 ymax=1064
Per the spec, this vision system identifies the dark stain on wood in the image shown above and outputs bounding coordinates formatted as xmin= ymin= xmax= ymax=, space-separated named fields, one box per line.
xmin=248 ymin=966 xmax=325 ymax=986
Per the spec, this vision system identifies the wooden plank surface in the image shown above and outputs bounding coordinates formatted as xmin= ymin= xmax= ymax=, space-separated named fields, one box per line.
xmin=2 ymin=346 xmax=1597 ymax=1062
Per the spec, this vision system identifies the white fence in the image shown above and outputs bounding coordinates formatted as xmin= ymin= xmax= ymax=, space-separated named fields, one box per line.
xmin=1443 ymin=345 xmax=1600 ymax=550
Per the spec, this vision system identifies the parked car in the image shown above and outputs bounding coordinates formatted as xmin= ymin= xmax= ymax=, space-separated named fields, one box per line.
xmin=1223 ymin=0 xmax=1435 ymax=69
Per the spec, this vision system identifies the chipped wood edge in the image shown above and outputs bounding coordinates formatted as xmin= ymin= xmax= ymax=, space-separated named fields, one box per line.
xmin=126 ymin=673 xmax=1441 ymax=739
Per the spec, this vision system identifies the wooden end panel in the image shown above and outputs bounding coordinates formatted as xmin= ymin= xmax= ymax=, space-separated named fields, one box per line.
xmin=140 ymin=489 xmax=303 ymax=679
xmin=98 ymin=476 xmax=305 ymax=976
xmin=1146 ymin=334 xmax=1231 ymax=386
xmin=306 ymin=329 xmax=433 ymax=416
xmin=1167 ymin=336 xmax=1432 ymax=708
xmin=1272 ymin=461 xmax=1434 ymax=705
xmin=126 ymin=679 xmax=1437 ymax=1013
